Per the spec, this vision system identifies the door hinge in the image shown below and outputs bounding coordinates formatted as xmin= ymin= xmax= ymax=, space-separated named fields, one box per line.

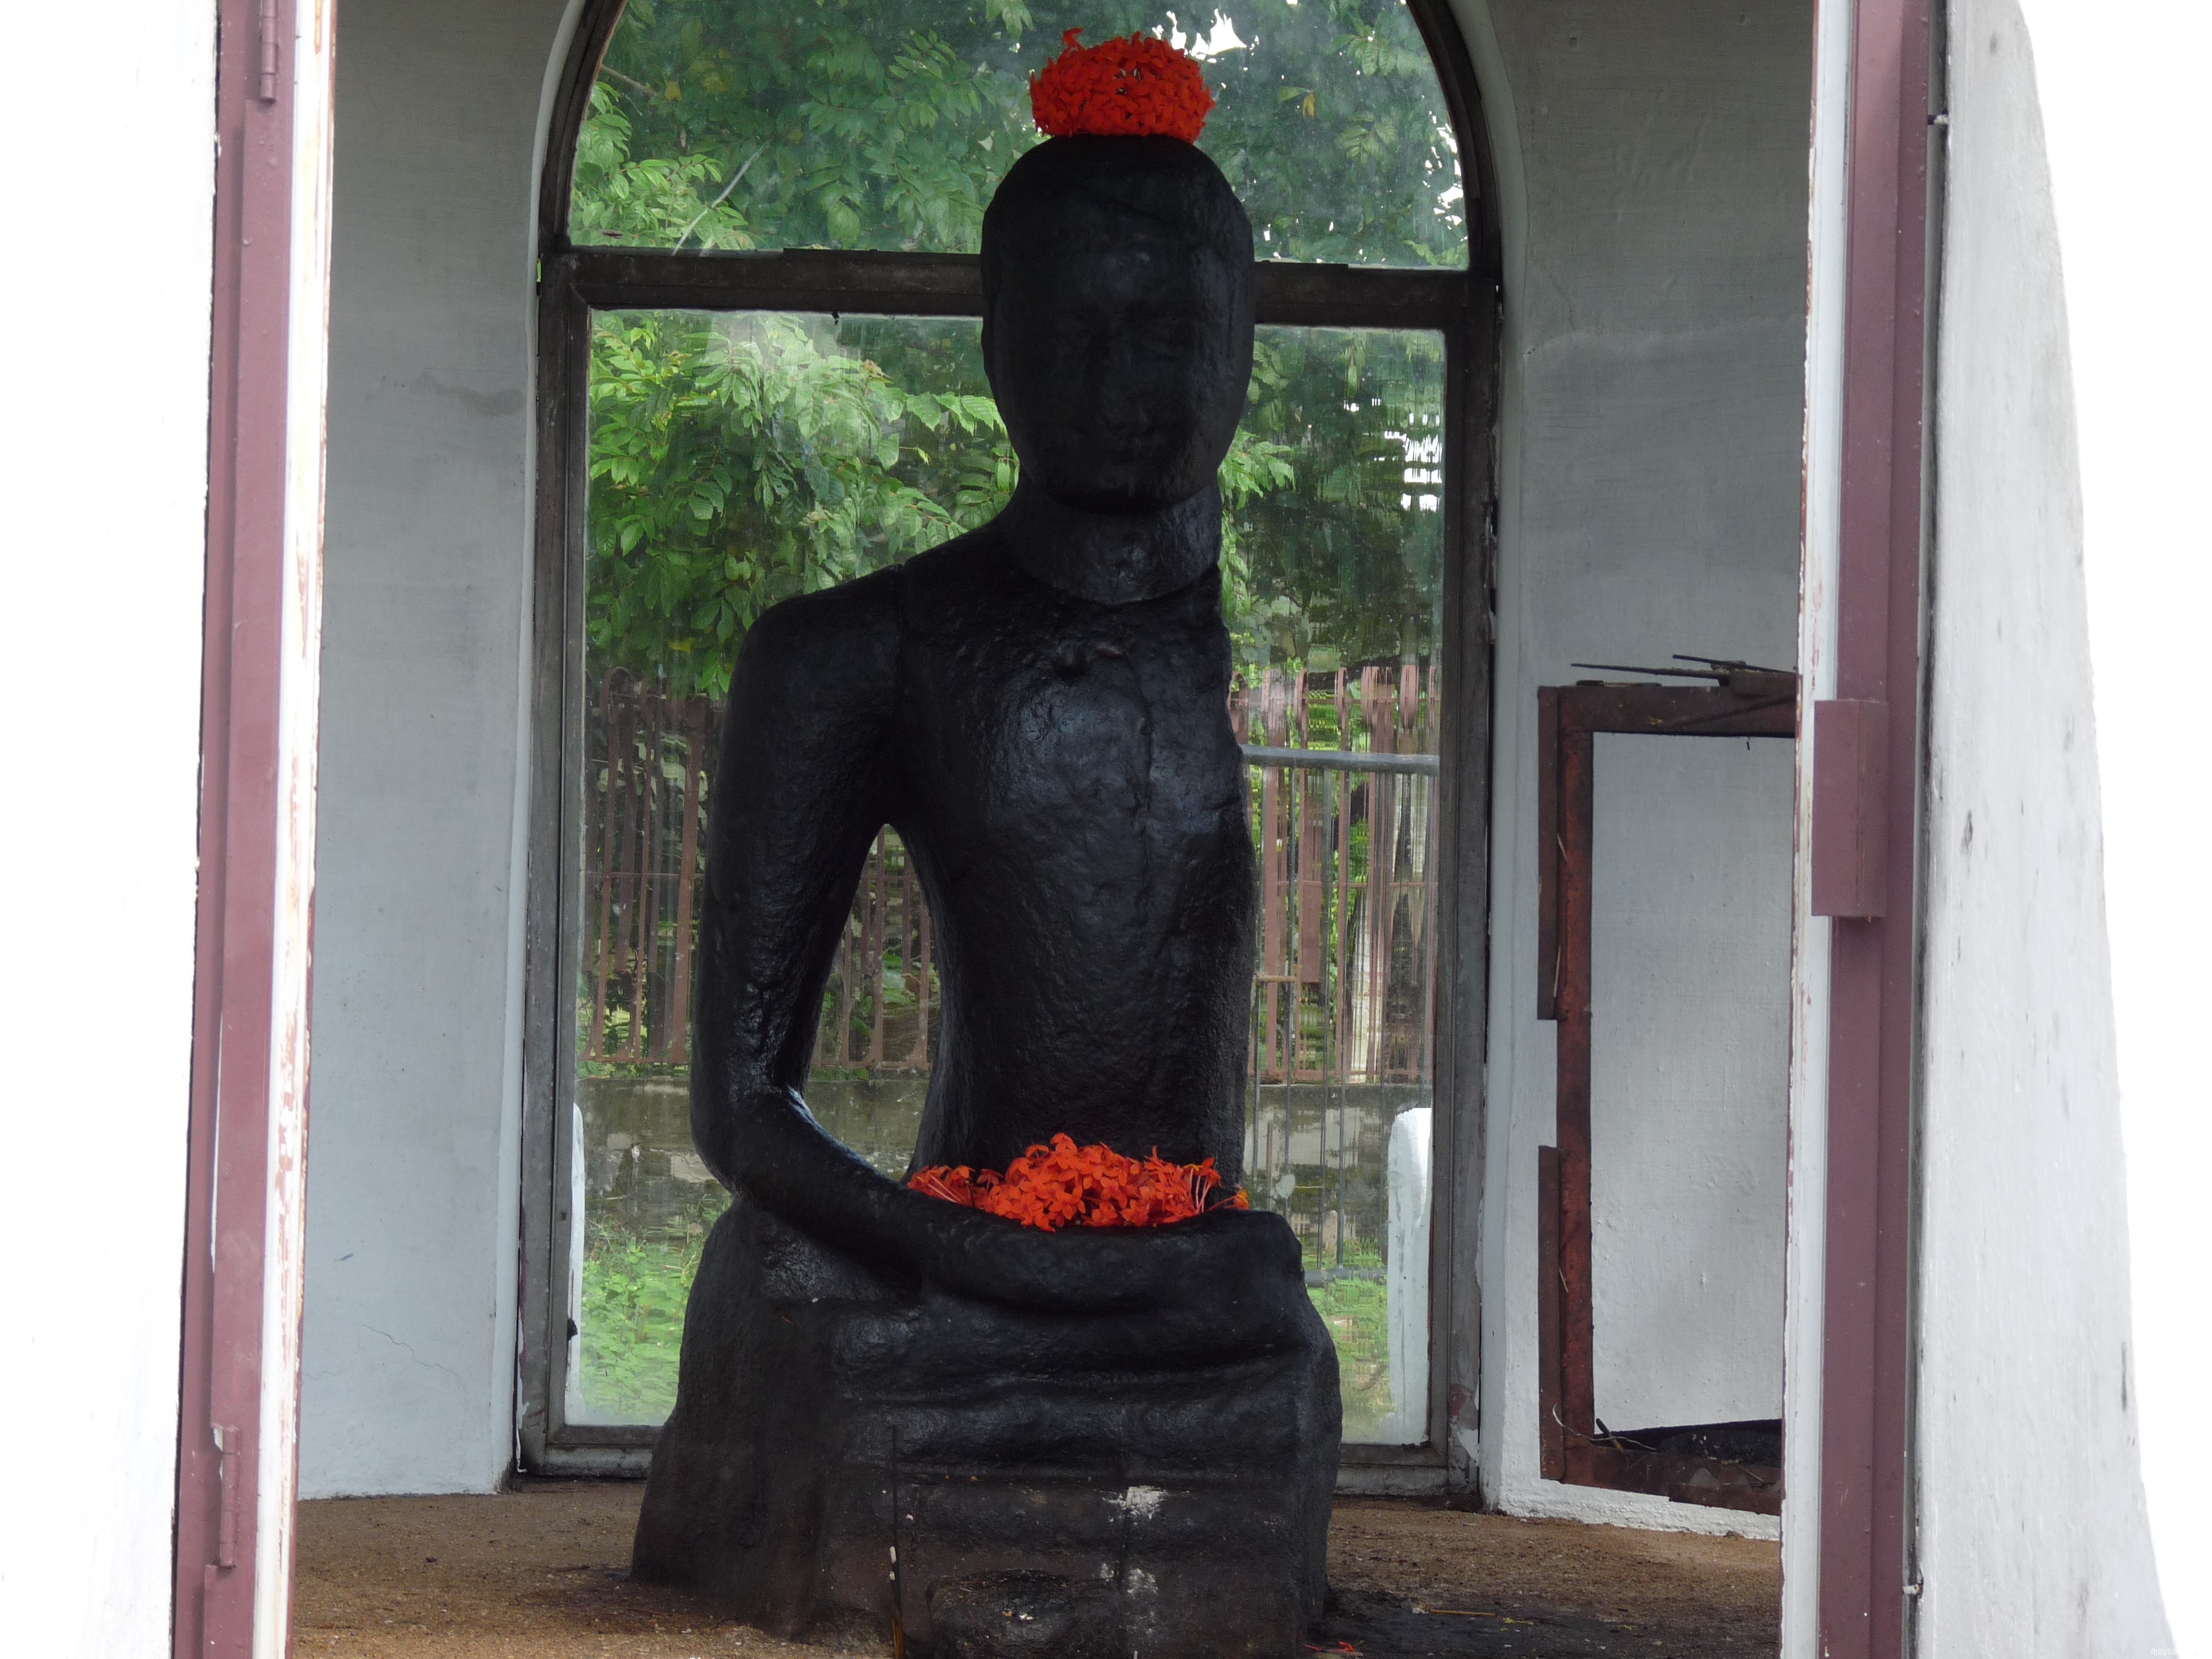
xmin=258 ymin=0 xmax=281 ymax=102
xmin=214 ymin=1423 xmax=243 ymax=1569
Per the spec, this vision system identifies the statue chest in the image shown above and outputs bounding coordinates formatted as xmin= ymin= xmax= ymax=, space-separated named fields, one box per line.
xmin=897 ymin=593 xmax=1249 ymax=900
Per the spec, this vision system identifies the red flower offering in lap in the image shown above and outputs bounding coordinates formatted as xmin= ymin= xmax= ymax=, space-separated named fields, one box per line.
xmin=910 ymin=1133 xmax=1250 ymax=1231
xmin=1030 ymin=29 xmax=1216 ymax=143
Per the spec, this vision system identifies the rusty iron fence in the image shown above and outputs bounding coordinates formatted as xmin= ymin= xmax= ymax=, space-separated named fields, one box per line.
xmin=578 ymin=664 xmax=1441 ymax=1089
xmin=576 ymin=669 xmax=934 ymax=1074
xmin=1236 ymin=665 xmax=1441 ymax=1090
xmin=580 ymin=670 xmax=712 ymax=1068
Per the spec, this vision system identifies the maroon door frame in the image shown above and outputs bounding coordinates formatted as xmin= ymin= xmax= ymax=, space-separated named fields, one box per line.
xmin=1814 ymin=0 xmax=1934 ymax=1655
xmin=175 ymin=2 xmax=314 ymax=1655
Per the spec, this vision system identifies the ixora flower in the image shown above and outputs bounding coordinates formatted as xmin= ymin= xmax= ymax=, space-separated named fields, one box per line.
xmin=910 ymin=1133 xmax=1250 ymax=1230
xmin=1029 ymin=28 xmax=1217 ymax=143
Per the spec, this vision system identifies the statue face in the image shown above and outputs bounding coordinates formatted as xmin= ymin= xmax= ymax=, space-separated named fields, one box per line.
xmin=985 ymin=197 xmax=1253 ymax=514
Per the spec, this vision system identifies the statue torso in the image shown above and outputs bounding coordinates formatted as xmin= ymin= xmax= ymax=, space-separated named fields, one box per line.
xmin=886 ymin=535 xmax=1255 ymax=1177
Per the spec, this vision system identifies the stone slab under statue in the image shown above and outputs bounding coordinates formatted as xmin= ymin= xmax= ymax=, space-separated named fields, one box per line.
xmin=629 ymin=105 xmax=1342 ymax=1657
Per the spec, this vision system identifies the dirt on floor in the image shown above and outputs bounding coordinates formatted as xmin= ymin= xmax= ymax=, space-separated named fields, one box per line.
xmin=295 ymin=1483 xmax=1778 ymax=1659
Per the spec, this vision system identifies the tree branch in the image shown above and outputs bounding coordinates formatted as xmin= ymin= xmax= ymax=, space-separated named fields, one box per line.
xmin=675 ymin=142 xmax=769 ymax=250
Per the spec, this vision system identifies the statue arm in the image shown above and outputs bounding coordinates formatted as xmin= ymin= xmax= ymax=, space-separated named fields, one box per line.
xmin=688 ymin=577 xmax=918 ymax=1262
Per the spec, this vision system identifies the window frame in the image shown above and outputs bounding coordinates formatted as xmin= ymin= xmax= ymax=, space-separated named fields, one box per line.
xmin=519 ymin=0 xmax=1502 ymax=1481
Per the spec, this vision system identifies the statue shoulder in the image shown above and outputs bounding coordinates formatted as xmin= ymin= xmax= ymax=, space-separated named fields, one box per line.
xmin=729 ymin=565 xmax=906 ymax=729
xmin=721 ymin=571 xmax=902 ymax=752
xmin=890 ymin=525 xmax=1014 ymax=631
xmin=733 ymin=528 xmax=1006 ymax=711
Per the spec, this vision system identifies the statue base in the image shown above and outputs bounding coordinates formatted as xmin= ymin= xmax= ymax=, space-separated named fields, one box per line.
xmin=632 ymin=1193 xmax=1341 ymax=1657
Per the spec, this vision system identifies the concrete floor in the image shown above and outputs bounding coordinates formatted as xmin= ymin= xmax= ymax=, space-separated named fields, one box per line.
xmin=295 ymin=1484 xmax=1780 ymax=1657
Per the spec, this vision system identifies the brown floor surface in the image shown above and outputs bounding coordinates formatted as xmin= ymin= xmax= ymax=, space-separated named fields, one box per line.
xmin=295 ymin=1483 xmax=1778 ymax=1658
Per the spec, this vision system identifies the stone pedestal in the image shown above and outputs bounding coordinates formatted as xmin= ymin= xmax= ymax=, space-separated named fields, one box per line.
xmin=632 ymin=1193 xmax=1341 ymax=1657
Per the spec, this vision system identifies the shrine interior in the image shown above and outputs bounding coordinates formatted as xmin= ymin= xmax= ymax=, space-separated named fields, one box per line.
xmin=296 ymin=0 xmax=1820 ymax=1650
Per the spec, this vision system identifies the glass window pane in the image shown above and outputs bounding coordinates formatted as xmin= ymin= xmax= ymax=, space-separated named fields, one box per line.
xmin=571 ymin=0 xmax=1465 ymax=268
xmin=1231 ymin=326 xmax=1444 ymax=1444
xmin=566 ymin=312 xmax=1446 ymax=1439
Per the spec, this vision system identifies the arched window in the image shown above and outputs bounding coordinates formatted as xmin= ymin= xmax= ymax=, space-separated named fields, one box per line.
xmin=523 ymin=0 xmax=1498 ymax=1473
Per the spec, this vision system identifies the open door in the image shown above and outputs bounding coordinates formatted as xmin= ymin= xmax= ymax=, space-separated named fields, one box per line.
xmin=172 ymin=2 xmax=336 ymax=1655
xmin=1535 ymin=665 xmax=1797 ymax=1515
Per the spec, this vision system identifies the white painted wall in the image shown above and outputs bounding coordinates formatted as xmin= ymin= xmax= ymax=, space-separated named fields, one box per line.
xmin=300 ymin=0 xmax=576 ymax=1496
xmin=1449 ymin=0 xmax=1812 ymax=1535
xmin=0 ymin=4 xmax=215 ymax=1651
xmin=2011 ymin=3 xmax=2212 ymax=1654
xmin=1591 ymin=735 xmax=1792 ymax=1432
xmin=1912 ymin=1 xmax=2184 ymax=1652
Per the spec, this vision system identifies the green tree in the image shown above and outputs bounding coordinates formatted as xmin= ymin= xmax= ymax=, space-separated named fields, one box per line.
xmin=575 ymin=0 xmax=1460 ymax=695
xmin=579 ymin=0 xmax=1461 ymax=264
xmin=588 ymin=310 xmax=1014 ymax=697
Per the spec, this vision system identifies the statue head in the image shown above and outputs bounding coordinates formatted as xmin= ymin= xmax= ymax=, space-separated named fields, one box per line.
xmin=981 ymin=135 xmax=1255 ymax=515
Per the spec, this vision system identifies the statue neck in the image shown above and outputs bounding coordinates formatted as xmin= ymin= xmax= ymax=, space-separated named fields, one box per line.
xmin=999 ymin=480 xmax=1221 ymax=606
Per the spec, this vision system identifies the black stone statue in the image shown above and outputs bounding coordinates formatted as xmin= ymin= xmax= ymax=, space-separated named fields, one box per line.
xmin=632 ymin=135 xmax=1341 ymax=1658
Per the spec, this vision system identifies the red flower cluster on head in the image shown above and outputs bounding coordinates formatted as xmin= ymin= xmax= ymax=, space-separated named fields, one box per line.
xmin=910 ymin=1133 xmax=1250 ymax=1231
xmin=1030 ymin=28 xmax=1216 ymax=143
